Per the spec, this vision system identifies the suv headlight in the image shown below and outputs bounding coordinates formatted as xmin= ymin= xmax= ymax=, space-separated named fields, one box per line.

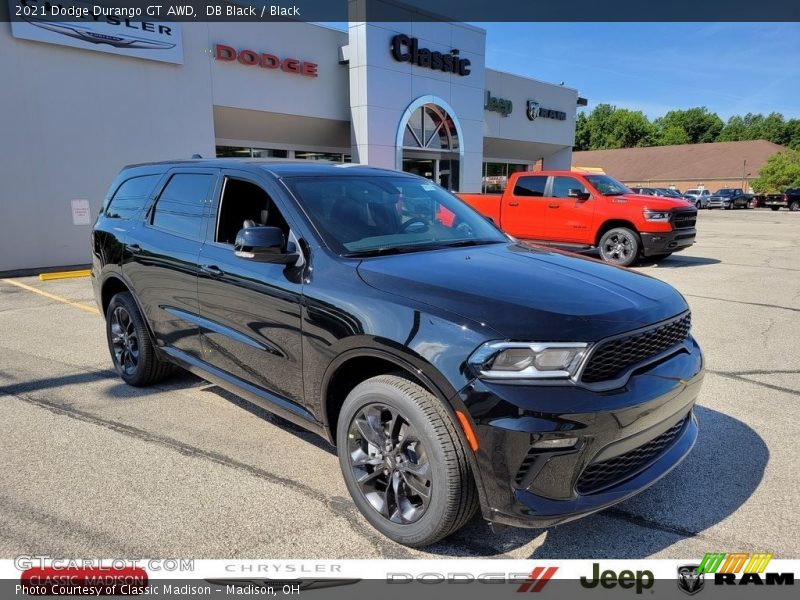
xmin=643 ymin=210 xmax=671 ymax=221
xmin=468 ymin=342 xmax=589 ymax=380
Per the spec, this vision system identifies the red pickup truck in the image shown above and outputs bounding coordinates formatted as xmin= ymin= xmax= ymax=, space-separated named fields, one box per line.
xmin=457 ymin=171 xmax=698 ymax=266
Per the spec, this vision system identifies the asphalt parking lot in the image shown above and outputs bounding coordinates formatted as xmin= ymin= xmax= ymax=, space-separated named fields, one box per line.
xmin=1 ymin=209 xmax=799 ymax=560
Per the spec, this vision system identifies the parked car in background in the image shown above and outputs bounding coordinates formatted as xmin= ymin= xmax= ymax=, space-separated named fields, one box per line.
xmin=763 ymin=188 xmax=800 ymax=211
xmin=458 ymin=171 xmax=697 ymax=267
xmin=684 ymin=189 xmax=711 ymax=209
xmin=91 ymin=159 xmax=704 ymax=546
xmin=706 ymin=188 xmax=750 ymax=210
xmin=630 ymin=187 xmax=685 ymax=200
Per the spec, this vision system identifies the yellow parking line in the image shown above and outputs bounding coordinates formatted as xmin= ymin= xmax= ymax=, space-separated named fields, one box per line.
xmin=38 ymin=269 xmax=91 ymax=281
xmin=0 ymin=278 xmax=100 ymax=315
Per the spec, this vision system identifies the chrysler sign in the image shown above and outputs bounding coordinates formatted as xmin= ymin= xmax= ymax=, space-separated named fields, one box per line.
xmin=9 ymin=0 xmax=183 ymax=64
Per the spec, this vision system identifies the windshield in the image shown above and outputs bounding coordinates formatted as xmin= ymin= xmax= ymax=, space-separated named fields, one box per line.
xmin=584 ymin=174 xmax=631 ymax=196
xmin=716 ymin=189 xmax=734 ymax=196
xmin=284 ymin=175 xmax=508 ymax=256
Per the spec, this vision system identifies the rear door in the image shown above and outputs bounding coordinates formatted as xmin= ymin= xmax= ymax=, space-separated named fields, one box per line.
xmin=543 ymin=175 xmax=596 ymax=244
xmin=499 ymin=174 xmax=548 ymax=239
xmin=124 ymin=168 xmax=218 ymax=360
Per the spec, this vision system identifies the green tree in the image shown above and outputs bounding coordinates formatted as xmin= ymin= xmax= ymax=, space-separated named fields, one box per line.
xmin=785 ymin=119 xmax=800 ymax=150
xmin=574 ymin=111 xmax=591 ymax=151
xmin=577 ymin=103 xmax=654 ymax=150
xmin=656 ymin=124 xmax=690 ymax=146
xmin=751 ymin=149 xmax=800 ymax=193
xmin=657 ymin=107 xmax=723 ymax=144
xmin=718 ymin=115 xmax=747 ymax=141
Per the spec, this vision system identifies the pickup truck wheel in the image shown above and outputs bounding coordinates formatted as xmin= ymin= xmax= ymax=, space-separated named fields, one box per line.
xmin=599 ymin=227 xmax=640 ymax=267
xmin=790 ymin=201 xmax=800 ymax=212
xmin=771 ymin=207 xmax=781 ymax=211
xmin=106 ymin=292 xmax=170 ymax=387
xmin=337 ymin=374 xmax=478 ymax=547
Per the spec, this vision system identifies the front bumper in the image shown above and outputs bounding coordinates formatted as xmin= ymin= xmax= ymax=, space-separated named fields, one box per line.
xmin=640 ymin=229 xmax=696 ymax=256
xmin=459 ymin=336 xmax=703 ymax=529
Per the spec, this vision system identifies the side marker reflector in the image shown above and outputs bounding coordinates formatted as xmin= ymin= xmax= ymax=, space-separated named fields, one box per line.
xmin=455 ymin=410 xmax=479 ymax=452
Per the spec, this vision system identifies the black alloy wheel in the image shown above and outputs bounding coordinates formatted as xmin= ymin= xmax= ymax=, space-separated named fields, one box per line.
xmin=337 ymin=374 xmax=478 ymax=546
xmin=105 ymin=292 xmax=171 ymax=386
xmin=110 ymin=305 xmax=139 ymax=376
xmin=347 ymin=403 xmax=431 ymax=524
xmin=599 ymin=227 xmax=640 ymax=267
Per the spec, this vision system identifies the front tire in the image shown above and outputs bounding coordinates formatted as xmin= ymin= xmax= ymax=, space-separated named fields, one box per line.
xmin=771 ymin=206 xmax=780 ymax=211
xmin=337 ymin=374 xmax=478 ymax=547
xmin=599 ymin=227 xmax=640 ymax=267
xmin=106 ymin=292 xmax=170 ymax=387
xmin=790 ymin=200 xmax=800 ymax=212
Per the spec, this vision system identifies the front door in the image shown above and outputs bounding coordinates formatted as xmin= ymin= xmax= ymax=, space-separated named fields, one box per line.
xmin=544 ymin=175 xmax=596 ymax=244
xmin=196 ymin=171 xmax=306 ymax=410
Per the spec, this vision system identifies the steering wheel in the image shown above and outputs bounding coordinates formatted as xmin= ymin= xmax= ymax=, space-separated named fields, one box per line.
xmin=400 ymin=218 xmax=429 ymax=232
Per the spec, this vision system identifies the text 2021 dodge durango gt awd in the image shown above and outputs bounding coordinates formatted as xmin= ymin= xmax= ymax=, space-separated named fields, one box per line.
xmin=91 ymin=160 xmax=703 ymax=547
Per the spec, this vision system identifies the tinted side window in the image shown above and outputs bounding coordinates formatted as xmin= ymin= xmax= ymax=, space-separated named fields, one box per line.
xmin=151 ymin=174 xmax=213 ymax=239
xmin=552 ymin=177 xmax=587 ymax=198
xmin=513 ymin=176 xmax=547 ymax=197
xmin=105 ymin=175 xmax=161 ymax=219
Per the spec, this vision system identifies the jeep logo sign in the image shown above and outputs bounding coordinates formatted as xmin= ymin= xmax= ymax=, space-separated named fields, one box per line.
xmin=485 ymin=91 xmax=512 ymax=117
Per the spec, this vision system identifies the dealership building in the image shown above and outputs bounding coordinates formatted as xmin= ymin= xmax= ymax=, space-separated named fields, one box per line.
xmin=0 ymin=1 xmax=582 ymax=273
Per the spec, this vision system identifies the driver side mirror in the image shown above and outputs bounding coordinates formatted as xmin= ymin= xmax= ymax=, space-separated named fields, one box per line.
xmin=568 ymin=189 xmax=591 ymax=201
xmin=234 ymin=226 xmax=299 ymax=265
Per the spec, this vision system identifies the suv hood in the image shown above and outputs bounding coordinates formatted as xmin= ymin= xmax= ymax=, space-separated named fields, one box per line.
xmin=356 ymin=243 xmax=688 ymax=342
xmin=622 ymin=194 xmax=695 ymax=210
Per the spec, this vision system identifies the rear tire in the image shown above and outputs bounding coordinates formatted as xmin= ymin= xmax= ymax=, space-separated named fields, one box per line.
xmin=336 ymin=374 xmax=478 ymax=547
xmin=598 ymin=227 xmax=640 ymax=267
xmin=106 ymin=292 xmax=170 ymax=387
xmin=771 ymin=206 xmax=780 ymax=211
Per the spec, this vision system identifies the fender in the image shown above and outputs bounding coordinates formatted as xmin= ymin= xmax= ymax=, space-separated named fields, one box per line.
xmin=98 ymin=271 xmax=160 ymax=351
xmin=320 ymin=345 xmax=490 ymax=511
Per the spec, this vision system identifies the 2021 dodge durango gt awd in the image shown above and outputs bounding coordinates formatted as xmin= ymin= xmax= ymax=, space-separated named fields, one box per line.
xmin=91 ymin=160 xmax=704 ymax=547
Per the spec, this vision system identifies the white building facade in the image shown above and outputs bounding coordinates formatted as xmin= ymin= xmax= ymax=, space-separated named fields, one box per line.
xmin=0 ymin=3 xmax=580 ymax=273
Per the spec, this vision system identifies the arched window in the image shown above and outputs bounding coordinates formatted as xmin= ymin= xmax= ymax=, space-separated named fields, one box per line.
xmin=402 ymin=104 xmax=459 ymax=151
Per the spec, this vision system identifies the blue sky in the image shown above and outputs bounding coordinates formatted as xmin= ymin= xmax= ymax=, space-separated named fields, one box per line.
xmin=326 ymin=22 xmax=800 ymax=121
xmin=476 ymin=22 xmax=800 ymax=121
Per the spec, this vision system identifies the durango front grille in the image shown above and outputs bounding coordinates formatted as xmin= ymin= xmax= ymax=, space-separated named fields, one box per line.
xmin=672 ymin=211 xmax=697 ymax=229
xmin=580 ymin=313 xmax=691 ymax=384
xmin=576 ymin=416 xmax=688 ymax=494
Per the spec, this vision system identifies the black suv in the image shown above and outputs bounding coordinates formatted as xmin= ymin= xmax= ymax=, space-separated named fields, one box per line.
xmin=92 ymin=160 xmax=704 ymax=546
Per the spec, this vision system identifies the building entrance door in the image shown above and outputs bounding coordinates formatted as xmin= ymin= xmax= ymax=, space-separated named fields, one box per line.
xmin=399 ymin=102 xmax=461 ymax=191
xmin=402 ymin=153 xmax=460 ymax=191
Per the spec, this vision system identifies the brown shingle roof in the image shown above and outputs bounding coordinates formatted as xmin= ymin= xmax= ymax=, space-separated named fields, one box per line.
xmin=572 ymin=140 xmax=786 ymax=181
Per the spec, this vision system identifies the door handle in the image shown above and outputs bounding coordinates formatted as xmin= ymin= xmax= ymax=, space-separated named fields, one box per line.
xmin=548 ymin=204 xmax=560 ymax=208
xmin=508 ymin=201 xmax=520 ymax=207
xmin=201 ymin=264 xmax=224 ymax=277
xmin=126 ymin=243 xmax=141 ymax=252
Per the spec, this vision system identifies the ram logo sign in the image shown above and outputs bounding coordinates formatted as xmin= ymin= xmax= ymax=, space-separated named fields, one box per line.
xmin=697 ymin=552 xmax=794 ymax=586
